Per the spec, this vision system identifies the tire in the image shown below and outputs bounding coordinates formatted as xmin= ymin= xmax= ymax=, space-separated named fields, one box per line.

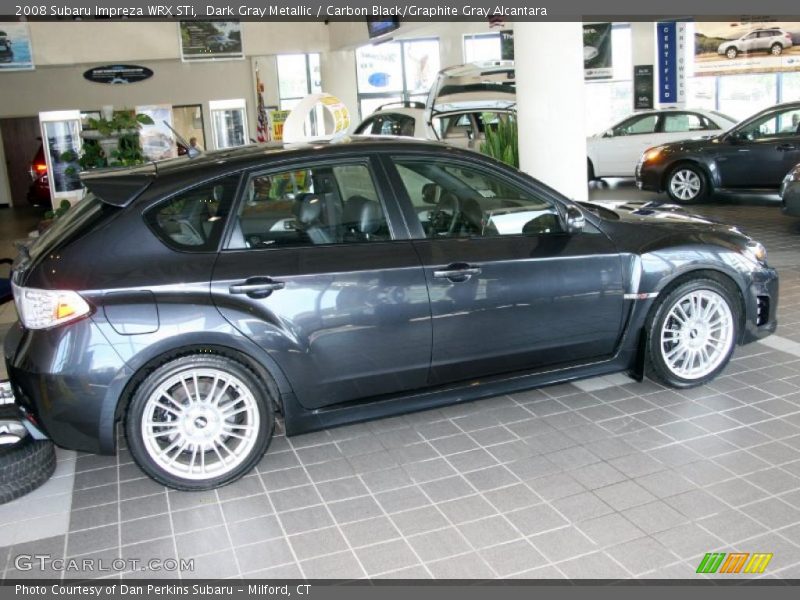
xmin=666 ymin=164 xmax=709 ymax=204
xmin=770 ymin=43 xmax=783 ymax=56
xmin=726 ymin=47 xmax=738 ymax=59
xmin=646 ymin=278 xmax=740 ymax=389
xmin=587 ymin=158 xmax=596 ymax=182
xmin=126 ymin=354 xmax=274 ymax=491
xmin=0 ymin=440 xmax=57 ymax=504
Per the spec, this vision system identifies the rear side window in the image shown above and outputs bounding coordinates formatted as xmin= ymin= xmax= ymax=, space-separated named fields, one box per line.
xmin=145 ymin=174 xmax=239 ymax=251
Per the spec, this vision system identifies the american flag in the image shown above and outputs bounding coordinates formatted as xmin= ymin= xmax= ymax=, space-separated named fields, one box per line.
xmin=255 ymin=69 xmax=269 ymax=142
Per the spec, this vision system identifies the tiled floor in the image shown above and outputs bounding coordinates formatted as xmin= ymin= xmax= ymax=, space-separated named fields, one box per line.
xmin=2 ymin=187 xmax=800 ymax=580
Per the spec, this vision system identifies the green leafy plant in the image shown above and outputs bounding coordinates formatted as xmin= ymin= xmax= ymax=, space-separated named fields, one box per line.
xmin=61 ymin=111 xmax=155 ymax=172
xmin=479 ymin=115 xmax=519 ymax=169
xmin=44 ymin=199 xmax=72 ymax=221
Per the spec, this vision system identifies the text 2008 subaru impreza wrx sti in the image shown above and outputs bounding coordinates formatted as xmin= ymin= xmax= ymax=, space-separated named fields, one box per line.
xmin=4 ymin=138 xmax=778 ymax=490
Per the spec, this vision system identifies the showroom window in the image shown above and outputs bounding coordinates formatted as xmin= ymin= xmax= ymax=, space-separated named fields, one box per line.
xmin=356 ymin=38 xmax=440 ymax=119
xmin=584 ymin=24 xmax=633 ymax=135
xmin=276 ymin=54 xmax=322 ymax=111
xmin=232 ymin=163 xmax=390 ymax=249
xmin=392 ymin=158 xmax=563 ymax=238
xmin=463 ymin=33 xmax=502 ymax=62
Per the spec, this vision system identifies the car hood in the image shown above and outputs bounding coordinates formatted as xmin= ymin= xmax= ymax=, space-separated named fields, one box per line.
xmin=581 ymin=199 xmax=743 ymax=233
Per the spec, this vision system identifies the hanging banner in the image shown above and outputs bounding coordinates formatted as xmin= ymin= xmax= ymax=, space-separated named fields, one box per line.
xmin=500 ymin=30 xmax=514 ymax=60
xmin=0 ymin=22 xmax=34 ymax=71
xmin=583 ymin=23 xmax=613 ymax=80
xmin=694 ymin=22 xmax=800 ymax=76
xmin=269 ymin=110 xmax=290 ymax=142
xmin=633 ymin=65 xmax=654 ymax=110
xmin=657 ymin=21 xmax=687 ymax=107
xmin=180 ymin=21 xmax=243 ymax=61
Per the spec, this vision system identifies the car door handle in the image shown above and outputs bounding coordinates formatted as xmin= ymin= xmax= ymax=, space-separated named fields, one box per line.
xmin=229 ymin=278 xmax=285 ymax=296
xmin=433 ymin=263 xmax=482 ymax=282
xmin=777 ymin=144 xmax=797 ymax=152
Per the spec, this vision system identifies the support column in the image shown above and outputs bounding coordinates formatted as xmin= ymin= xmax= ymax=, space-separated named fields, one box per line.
xmin=320 ymin=49 xmax=359 ymax=131
xmin=514 ymin=22 xmax=587 ymax=201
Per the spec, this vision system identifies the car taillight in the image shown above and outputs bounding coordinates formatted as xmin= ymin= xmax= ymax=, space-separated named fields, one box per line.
xmin=786 ymin=33 xmax=792 ymax=39
xmin=12 ymin=283 xmax=92 ymax=330
xmin=34 ymin=163 xmax=47 ymax=172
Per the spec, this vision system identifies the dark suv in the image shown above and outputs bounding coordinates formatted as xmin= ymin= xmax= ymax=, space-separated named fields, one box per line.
xmin=5 ymin=138 xmax=778 ymax=490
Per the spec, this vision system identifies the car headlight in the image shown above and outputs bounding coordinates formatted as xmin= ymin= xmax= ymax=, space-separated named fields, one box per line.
xmin=642 ymin=146 xmax=666 ymax=163
xmin=742 ymin=241 xmax=768 ymax=266
xmin=12 ymin=283 xmax=92 ymax=330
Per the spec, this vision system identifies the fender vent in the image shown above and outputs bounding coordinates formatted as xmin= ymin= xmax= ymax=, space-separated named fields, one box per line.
xmin=756 ymin=296 xmax=769 ymax=326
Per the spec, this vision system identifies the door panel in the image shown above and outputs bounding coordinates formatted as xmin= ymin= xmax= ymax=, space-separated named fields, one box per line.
xmin=385 ymin=153 xmax=626 ymax=385
xmin=413 ymin=234 xmax=625 ymax=384
xmin=212 ymin=244 xmax=431 ymax=409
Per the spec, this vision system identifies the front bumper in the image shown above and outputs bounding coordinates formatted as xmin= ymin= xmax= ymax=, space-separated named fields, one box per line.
xmin=740 ymin=266 xmax=779 ymax=344
xmin=3 ymin=319 xmax=133 ymax=454
xmin=635 ymin=161 xmax=662 ymax=193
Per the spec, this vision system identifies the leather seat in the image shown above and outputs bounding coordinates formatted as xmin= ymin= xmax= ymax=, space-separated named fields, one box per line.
xmin=293 ymin=194 xmax=334 ymax=244
xmin=459 ymin=198 xmax=484 ymax=235
xmin=343 ymin=196 xmax=383 ymax=241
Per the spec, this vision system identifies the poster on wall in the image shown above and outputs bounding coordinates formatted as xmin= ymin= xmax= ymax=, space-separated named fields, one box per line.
xmin=633 ymin=65 xmax=654 ymax=110
xmin=500 ymin=30 xmax=514 ymax=60
xmin=135 ymin=105 xmax=178 ymax=162
xmin=180 ymin=21 xmax=243 ymax=61
xmin=583 ymin=23 xmax=613 ymax=79
xmin=657 ymin=21 xmax=687 ymax=107
xmin=694 ymin=21 xmax=800 ymax=76
xmin=0 ymin=22 xmax=34 ymax=71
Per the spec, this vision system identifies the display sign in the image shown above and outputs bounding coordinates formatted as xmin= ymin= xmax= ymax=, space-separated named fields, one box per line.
xmin=657 ymin=21 xmax=687 ymax=106
xmin=283 ymin=93 xmax=350 ymax=144
xmin=83 ymin=65 xmax=153 ymax=85
xmin=633 ymin=65 xmax=654 ymax=110
xmin=39 ymin=110 xmax=83 ymax=206
xmin=135 ymin=105 xmax=177 ymax=162
xmin=500 ymin=30 xmax=514 ymax=60
xmin=694 ymin=21 xmax=800 ymax=76
xmin=0 ymin=21 xmax=34 ymax=71
xmin=583 ymin=23 xmax=613 ymax=80
xmin=180 ymin=21 xmax=243 ymax=61
xmin=269 ymin=110 xmax=290 ymax=142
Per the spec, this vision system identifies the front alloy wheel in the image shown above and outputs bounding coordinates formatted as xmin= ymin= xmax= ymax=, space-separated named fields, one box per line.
xmin=667 ymin=166 xmax=707 ymax=203
xmin=127 ymin=355 xmax=273 ymax=490
xmin=726 ymin=47 xmax=738 ymax=59
xmin=647 ymin=279 xmax=739 ymax=388
xmin=771 ymin=43 xmax=783 ymax=56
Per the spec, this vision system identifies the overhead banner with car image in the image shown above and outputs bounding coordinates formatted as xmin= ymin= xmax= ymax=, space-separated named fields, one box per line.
xmin=583 ymin=23 xmax=613 ymax=80
xmin=180 ymin=21 xmax=243 ymax=61
xmin=694 ymin=21 xmax=800 ymax=76
xmin=0 ymin=21 xmax=34 ymax=71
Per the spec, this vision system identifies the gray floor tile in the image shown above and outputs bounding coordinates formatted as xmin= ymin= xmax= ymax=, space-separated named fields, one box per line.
xmin=235 ymin=537 xmax=294 ymax=573
xmin=289 ymin=526 xmax=348 ymax=561
xmin=505 ymin=503 xmax=568 ymax=535
xmin=622 ymin=501 xmax=688 ymax=534
xmin=457 ymin=515 xmax=519 ymax=549
xmin=407 ymin=527 xmax=471 ymax=562
xmin=341 ymin=516 xmax=400 ymax=548
xmin=606 ymin=537 xmax=679 ymax=576
xmin=530 ymin=526 xmax=596 ymax=562
xmin=552 ymin=491 xmax=613 ymax=522
xmin=390 ymin=506 xmax=449 ymax=536
xmin=427 ymin=552 xmax=494 ymax=578
xmin=479 ymin=539 xmax=548 ymax=577
xmin=558 ymin=551 xmax=631 ymax=579
xmin=278 ymin=505 xmax=334 ymax=535
xmin=577 ymin=513 xmax=646 ymax=547
xmin=354 ymin=539 xmax=419 ymax=575
xmin=594 ymin=480 xmax=657 ymax=511
xmin=300 ymin=550 xmax=364 ymax=579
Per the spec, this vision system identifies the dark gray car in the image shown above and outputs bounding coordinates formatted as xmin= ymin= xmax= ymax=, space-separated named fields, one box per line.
xmin=4 ymin=138 xmax=778 ymax=490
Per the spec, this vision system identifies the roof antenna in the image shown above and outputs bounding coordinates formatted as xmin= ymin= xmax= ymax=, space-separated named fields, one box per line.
xmin=162 ymin=120 xmax=203 ymax=158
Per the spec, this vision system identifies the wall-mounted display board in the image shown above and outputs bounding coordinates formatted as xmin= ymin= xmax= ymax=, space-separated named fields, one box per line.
xmin=0 ymin=21 xmax=34 ymax=71
xmin=180 ymin=21 xmax=243 ymax=61
xmin=84 ymin=65 xmax=153 ymax=85
xmin=694 ymin=21 xmax=800 ymax=76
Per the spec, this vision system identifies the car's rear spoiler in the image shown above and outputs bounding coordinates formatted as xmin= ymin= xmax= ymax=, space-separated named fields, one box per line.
xmin=80 ymin=172 xmax=154 ymax=207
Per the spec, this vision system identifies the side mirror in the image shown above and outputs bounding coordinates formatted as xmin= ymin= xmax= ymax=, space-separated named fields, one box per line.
xmin=603 ymin=129 xmax=614 ymax=138
xmin=565 ymin=205 xmax=585 ymax=234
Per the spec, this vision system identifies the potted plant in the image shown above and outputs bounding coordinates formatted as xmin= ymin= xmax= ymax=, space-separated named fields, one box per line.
xmin=480 ymin=114 xmax=519 ymax=169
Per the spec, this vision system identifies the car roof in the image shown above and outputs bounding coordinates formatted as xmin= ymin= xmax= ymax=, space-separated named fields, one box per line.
xmin=80 ymin=136 xmax=465 ymax=206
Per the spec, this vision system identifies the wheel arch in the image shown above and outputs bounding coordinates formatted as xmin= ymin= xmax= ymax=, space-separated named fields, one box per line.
xmin=660 ymin=159 xmax=717 ymax=192
xmin=631 ymin=266 xmax=748 ymax=380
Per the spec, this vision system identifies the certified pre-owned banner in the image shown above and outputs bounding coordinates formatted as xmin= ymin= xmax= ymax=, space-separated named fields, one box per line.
xmin=657 ymin=21 xmax=687 ymax=107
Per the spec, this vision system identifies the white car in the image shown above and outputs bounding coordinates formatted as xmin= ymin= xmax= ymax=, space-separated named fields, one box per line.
xmin=587 ymin=109 xmax=737 ymax=179
xmin=354 ymin=61 xmax=517 ymax=151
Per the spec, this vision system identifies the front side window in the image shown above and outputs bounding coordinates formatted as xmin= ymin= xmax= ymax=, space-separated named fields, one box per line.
xmin=145 ymin=175 xmax=239 ymax=251
xmin=392 ymin=158 xmax=563 ymax=238
xmin=232 ymin=163 xmax=390 ymax=249
xmin=737 ymin=106 xmax=800 ymax=139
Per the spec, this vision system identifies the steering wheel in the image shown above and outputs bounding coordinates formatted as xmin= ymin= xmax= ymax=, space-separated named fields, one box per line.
xmin=430 ymin=192 xmax=461 ymax=236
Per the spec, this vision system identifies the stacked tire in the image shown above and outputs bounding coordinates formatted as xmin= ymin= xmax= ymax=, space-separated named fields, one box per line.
xmin=0 ymin=412 xmax=56 ymax=504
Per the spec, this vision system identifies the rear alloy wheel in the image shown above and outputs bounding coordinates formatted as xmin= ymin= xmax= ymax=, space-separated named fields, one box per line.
xmin=666 ymin=165 xmax=708 ymax=204
xmin=126 ymin=355 xmax=273 ymax=490
xmin=726 ymin=47 xmax=738 ymax=59
xmin=646 ymin=279 xmax=738 ymax=388
xmin=770 ymin=43 xmax=783 ymax=56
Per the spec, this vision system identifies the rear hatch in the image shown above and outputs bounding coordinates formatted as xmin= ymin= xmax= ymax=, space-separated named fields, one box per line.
xmin=426 ymin=60 xmax=516 ymax=114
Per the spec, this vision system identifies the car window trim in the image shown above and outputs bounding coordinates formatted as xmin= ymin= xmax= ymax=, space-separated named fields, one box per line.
xmin=221 ymin=155 xmax=407 ymax=252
